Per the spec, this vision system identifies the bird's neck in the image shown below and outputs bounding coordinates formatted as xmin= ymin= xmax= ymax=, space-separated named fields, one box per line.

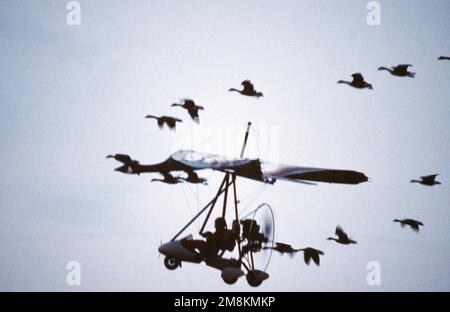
xmin=379 ymin=67 xmax=392 ymax=73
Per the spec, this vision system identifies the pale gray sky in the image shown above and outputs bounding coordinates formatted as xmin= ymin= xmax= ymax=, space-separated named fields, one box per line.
xmin=0 ymin=0 xmax=449 ymax=291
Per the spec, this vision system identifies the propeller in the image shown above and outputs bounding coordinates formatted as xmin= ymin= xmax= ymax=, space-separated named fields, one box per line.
xmin=240 ymin=203 xmax=275 ymax=271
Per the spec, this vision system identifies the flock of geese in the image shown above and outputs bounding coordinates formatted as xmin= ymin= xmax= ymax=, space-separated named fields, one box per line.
xmin=138 ymin=55 xmax=447 ymax=267
xmin=143 ymin=80 xmax=263 ymax=130
xmin=265 ymin=57 xmax=446 ymax=266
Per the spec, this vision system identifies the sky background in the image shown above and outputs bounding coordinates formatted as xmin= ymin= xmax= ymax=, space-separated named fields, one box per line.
xmin=0 ymin=0 xmax=449 ymax=291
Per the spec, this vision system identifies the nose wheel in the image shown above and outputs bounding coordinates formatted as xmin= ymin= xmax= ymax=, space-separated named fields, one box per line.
xmin=164 ymin=256 xmax=181 ymax=270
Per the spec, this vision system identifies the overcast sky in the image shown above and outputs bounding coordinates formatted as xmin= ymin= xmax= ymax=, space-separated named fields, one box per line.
xmin=0 ymin=0 xmax=449 ymax=291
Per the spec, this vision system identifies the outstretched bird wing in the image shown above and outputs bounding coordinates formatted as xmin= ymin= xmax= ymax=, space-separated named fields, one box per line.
xmin=241 ymin=80 xmax=256 ymax=93
xmin=304 ymin=252 xmax=312 ymax=265
xmin=181 ymin=99 xmax=196 ymax=109
xmin=405 ymin=219 xmax=423 ymax=231
xmin=421 ymin=174 xmax=438 ymax=183
xmin=335 ymin=226 xmax=349 ymax=241
xmin=187 ymin=108 xmax=200 ymax=120
xmin=162 ymin=116 xmax=182 ymax=129
xmin=351 ymin=73 xmax=365 ymax=84
xmin=310 ymin=251 xmax=320 ymax=266
xmin=396 ymin=64 xmax=412 ymax=74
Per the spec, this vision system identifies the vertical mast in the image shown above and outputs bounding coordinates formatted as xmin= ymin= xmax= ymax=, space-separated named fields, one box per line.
xmin=240 ymin=122 xmax=252 ymax=158
xmin=233 ymin=122 xmax=251 ymax=263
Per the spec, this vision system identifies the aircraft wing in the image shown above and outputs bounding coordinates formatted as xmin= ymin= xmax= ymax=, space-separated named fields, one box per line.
xmin=171 ymin=150 xmax=368 ymax=185
xmin=108 ymin=149 xmax=368 ymax=185
xmin=261 ymin=163 xmax=368 ymax=185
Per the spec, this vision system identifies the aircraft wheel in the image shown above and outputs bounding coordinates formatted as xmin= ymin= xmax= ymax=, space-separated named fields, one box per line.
xmin=222 ymin=276 xmax=238 ymax=285
xmin=164 ymin=256 xmax=180 ymax=270
xmin=246 ymin=271 xmax=263 ymax=287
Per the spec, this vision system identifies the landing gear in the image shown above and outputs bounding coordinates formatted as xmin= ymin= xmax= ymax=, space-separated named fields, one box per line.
xmin=222 ymin=276 xmax=238 ymax=285
xmin=164 ymin=256 xmax=181 ymax=270
xmin=246 ymin=271 xmax=262 ymax=287
xmin=246 ymin=270 xmax=269 ymax=287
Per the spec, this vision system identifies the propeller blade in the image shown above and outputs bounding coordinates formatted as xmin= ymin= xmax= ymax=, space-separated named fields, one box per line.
xmin=263 ymin=215 xmax=273 ymax=240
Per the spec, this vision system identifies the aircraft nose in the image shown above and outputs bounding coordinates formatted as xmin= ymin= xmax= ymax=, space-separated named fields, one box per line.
xmin=158 ymin=242 xmax=171 ymax=256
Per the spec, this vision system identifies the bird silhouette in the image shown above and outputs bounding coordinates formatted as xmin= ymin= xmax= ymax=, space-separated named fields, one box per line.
xmin=438 ymin=56 xmax=450 ymax=60
xmin=263 ymin=242 xmax=300 ymax=258
xmin=327 ymin=226 xmax=357 ymax=245
xmin=410 ymin=174 xmax=441 ymax=186
xmin=229 ymin=80 xmax=263 ymax=98
xmin=378 ymin=64 xmax=415 ymax=78
xmin=393 ymin=219 xmax=424 ymax=232
xmin=299 ymin=247 xmax=324 ymax=266
xmin=151 ymin=172 xmax=184 ymax=184
xmin=145 ymin=115 xmax=183 ymax=130
xmin=337 ymin=73 xmax=373 ymax=90
xmin=171 ymin=99 xmax=204 ymax=123
xmin=182 ymin=171 xmax=208 ymax=185
xmin=106 ymin=154 xmax=141 ymax=174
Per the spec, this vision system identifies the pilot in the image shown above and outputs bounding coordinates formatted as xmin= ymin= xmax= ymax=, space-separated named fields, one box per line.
xmin=182 ymin=217 xmax=238 ymax=258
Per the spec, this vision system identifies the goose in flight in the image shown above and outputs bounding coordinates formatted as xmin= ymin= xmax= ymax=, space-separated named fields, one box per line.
xmin=410 ymin=174 xmax=441 ymax=186
xmin=378 ymin=64 xmax=415 ymax=77
xmin=393 ymin=219 xmax=424 ymax=232
xmin=263 ymin=242 xmax=300 ymax=257
xmin=106 ymin=154 xmax=141 ymax=175
xmin=337 ymin=73 xmax=373 ymax=90
xmin=438 ymin=56 xmax=450 ymax=60
xmin=229 ymin=80 xmax=264 ymax=98
xmin=171 ymin=99 xmax=204 ymax=123
xmin=145 ymin=115 xmax=183 ymax=130
xmin=327 ymin=226 xmax=357 ymax=245
xmin=299 ymin=247 xmax=324 ymax=266
xmin=182 ymin=171 xmax=208 ymax=185
xmin=264 ymin=243 xmax=324 ymax=266
xmin=151 ymin=172 xmax=184 ymax=184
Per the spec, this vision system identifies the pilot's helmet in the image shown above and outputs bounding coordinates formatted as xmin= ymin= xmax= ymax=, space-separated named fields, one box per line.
xmin=214 ymin=217 xmax=227 ymax=230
